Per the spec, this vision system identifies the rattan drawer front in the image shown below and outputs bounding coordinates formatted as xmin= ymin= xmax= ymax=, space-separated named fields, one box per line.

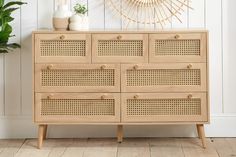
xmin=149 ymin=33 xmax=207 ymax=63
xmin=121 ymin=63 xmax=207 ymax=92
xmin=121 ymin=93 xmax=208 ymax=122
xmin=92 ymin=34 xmax=148 ymax=63
xmin=35 ymin=34 xmax=91 ymax=63
xmin=35 ymin=93 xmax=120 ymax=123
xmin=35 ymin=64 xmax=120 ymax=92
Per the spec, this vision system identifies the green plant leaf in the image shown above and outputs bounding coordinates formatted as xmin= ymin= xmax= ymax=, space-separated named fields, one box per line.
xmin=74 ymin=3 xmax=88 ymax=15
xmin=5 ymin=16 xmax=14 ymax=22
xmin=0 ymin=0 xmax=26 ymax=54
xmin=3 ymin=7 xmax=19 ymax=15
xmin=0 ymin=0 xmax=4 ymax=7
xmin=3 ymin=1 xmax=26 ymax=9
xmin=6 ymin=43 xmax=20 ymax=48
xmin=0 ymin=49 xmax=8 ymax=53
xmin=0 ymin=23 xmax=12 ymax=43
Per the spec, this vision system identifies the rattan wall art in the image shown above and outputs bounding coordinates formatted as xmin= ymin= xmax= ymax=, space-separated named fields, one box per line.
xmin=106 ymin=0 xmax=192 ymax=29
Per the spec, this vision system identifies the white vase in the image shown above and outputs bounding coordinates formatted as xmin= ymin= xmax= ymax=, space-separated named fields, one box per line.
xmin=53 ymin=5 xmax=72 ymax=31
xmin=69 ymin=14 xmax=89 ymax=31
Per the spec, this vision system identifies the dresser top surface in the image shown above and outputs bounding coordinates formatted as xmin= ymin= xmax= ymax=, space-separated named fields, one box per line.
xmin=33 ymin=29 xmax=208 ymax=34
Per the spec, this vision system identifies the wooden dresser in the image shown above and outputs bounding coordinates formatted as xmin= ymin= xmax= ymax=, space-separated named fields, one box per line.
xmin=32 ymin=30 xmax=209 ymax=149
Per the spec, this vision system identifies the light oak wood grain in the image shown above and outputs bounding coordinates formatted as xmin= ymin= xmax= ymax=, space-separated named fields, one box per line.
xmin=83 ymin=138 xmax=118 ymax=157
xmin=181 ymin=138 xmax=218 ymax=157
xmin=117 ymin=138 xmax=150 ymax=157
xmin=0 ymin=139 xmax=25 ymax=157
xmin=210 ymin=138 xmax=236 ymax=157
xmin=3 ymin=138 xmax=236 ymax=157
xmin=149 ymin=138 xmax=184 ymax=157
xmin=32 ymin=31 xmax=209 ymax=148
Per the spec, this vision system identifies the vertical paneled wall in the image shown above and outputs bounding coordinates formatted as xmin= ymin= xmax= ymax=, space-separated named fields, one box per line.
xmin=0 ymin=0 xmax=235 ymax=137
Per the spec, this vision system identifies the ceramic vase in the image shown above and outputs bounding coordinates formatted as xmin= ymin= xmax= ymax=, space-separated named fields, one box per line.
xmin=53 ymin=5 xmax=72 ymax=31
xmin=69 ymin=14 xmax=89 ymax=31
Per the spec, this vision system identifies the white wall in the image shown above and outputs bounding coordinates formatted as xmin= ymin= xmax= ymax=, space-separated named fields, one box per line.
xmin=0 ymin=0 xmax=236 ymax=138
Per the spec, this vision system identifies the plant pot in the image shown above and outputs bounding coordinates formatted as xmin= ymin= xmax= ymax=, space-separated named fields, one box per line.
xmin=69 ymin=14 xmax=89 ymax=31
xmin=53 ymin=5 xmax=72 ymax=31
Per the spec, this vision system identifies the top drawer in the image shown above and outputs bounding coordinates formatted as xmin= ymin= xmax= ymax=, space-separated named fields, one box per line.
xmin=92 ymin=34 xmax=148 ymax=63
xmin=34 ymin=34 xmax=91 ymax=63
xmin=149 ymin=33 xmax=207 ymax=63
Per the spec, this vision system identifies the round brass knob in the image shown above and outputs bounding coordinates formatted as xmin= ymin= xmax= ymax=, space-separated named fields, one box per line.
xmin=174 ymin=34 xmax=180 ymax=39
xmin=101 ymin=95 xmax=106 ymax=100
xmin=188 ymin=94 xmax=193 ymax=99
xmin=187 ymin=64 xmax=193 ymax=69
xmin=117 ymin=35 xmax=122 ymax=40
xmin=133 ymin=65 xmax=139 ymax=70
xmin=47 ymin=94 xmax=54 ymax=99
xmin=60 ymin=35 xmax=65 ymax=40
xmin=47 ymin=64 xmax=53 ymax=70
xmin=134 ymin=95 xmax=139 ymax=99
xmin=100 ymin=65 xmax=106 ymax=70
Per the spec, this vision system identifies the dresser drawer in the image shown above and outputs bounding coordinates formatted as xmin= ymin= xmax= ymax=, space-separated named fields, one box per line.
xmin=35 ymin=64 xmax=120 ymax=92
xmin=121 ymin=63 xmax=207 ymax=92
xmin=35 ymin=93 xmax=120 ymax=123
xmin=34 ymin=34 xmax=91 ymax=63
xmin=149 ymin=33 xmax=207 ymax=63
xmin=121 ymin=93 xmax=208 ymax=122
xmin=92 ymin=34 xmax=148 ymax=63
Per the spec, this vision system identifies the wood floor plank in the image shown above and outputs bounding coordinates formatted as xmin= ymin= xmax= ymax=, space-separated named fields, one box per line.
xmin=62 ymin=138 xmax=87 ymax=157
xmin=83 ymin=138 xmax=118 ymax=157
xmin=117 ymin=138 xmax=150 ymax=157
xmin=210 ymin=138 xmax=235 ymax=157
xmin=1 ymin=138 xmax=235 ymax=157
xmin=149 ymin=138 xmax=184 ymax=157
xmin=181 ymin=138 xmax=219 ymax=157
xmin=14 ymin=139 xmax=51 ymax=157
xmin=225 ymin=138 xmax=236 ymax=156
xmin=47 ymin=139 xmax=74 ymax=157
xmin=0 ymin=139 xmax=25 ymax=157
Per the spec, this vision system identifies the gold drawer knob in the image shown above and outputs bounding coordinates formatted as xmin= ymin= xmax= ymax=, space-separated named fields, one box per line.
xmin=174 ymin=34 xmax=180 ymax=39
xmin=134 ymin=95 xmax=139 ymax=99
xmin=100 ymin=65 xmax=106 ymax=70
xmin=47 ymin=94 xmax=54 ymax=99
xmin=117 ymin=35 xmax=122 ymax=40
xmin=60 ymin=35 xmax=65 ymax=40
xmin=133 ymin=65 xmax=139 ymax=70
xmin=187 ymin=64 xmax=193 ymax=69
xmin=47 ymin=64 xmax=53 ymax=70
xmin=187 ymin=94 xmax=193 ymax=99
xmin=101 ymin=95 xmax=106 ymax=100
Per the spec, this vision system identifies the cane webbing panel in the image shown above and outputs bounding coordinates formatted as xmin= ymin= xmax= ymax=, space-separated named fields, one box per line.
xmin=98 ymin=40 xmax=143 ymax=56
xmin=155 ymin=40 xmax=200 ymax=56
xmin=40 ymin=40 xmax=86 ymax=56
xmin=127 ymin=99 xmax=201 ymax=116
xmin=42 ymin=69 xmax=115 ymax=86
xmin=126 ymin=69 xmax=201 ymax=86
xmin=41 ymin=99 xmax=115 ymax=116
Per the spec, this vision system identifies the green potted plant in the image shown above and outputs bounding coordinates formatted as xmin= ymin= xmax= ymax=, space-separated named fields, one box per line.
xmin=69 ymin=3 xmax=89 ymax=30
xmin=0 ymin=0 xmax=26 ymax=53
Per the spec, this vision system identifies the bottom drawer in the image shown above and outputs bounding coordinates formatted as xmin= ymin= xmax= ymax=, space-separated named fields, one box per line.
xmin=121 ymin=93 xmax=208 ymax=123
xmin=35 ymin=93 xmax=120 ymax=123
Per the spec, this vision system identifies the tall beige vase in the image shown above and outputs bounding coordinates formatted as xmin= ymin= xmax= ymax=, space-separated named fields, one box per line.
xmin=53 ymin=5 xmax=72 ymax=31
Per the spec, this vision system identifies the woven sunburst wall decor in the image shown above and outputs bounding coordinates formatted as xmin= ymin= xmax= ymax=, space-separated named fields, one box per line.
xmin=106 ymin=0 xmax=192 ymax=29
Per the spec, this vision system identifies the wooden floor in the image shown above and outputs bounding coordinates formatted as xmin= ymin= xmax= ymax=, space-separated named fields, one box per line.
xmin=0 ymin=138 xmax=235 ymax=157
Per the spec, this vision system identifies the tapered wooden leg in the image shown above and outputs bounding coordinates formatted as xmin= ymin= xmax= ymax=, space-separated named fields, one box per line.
xmin=43 ymin=125 xmax=48 ymax=140
xmin=197 ymin=124 xmax=206 ymax=148
xmin=117 ymin=125 xmax=123 ymax=143
xmin=38 ymin=125 xmax=44 ymax=149
xmin=196 ymin=124 xmax=201 ymax=139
